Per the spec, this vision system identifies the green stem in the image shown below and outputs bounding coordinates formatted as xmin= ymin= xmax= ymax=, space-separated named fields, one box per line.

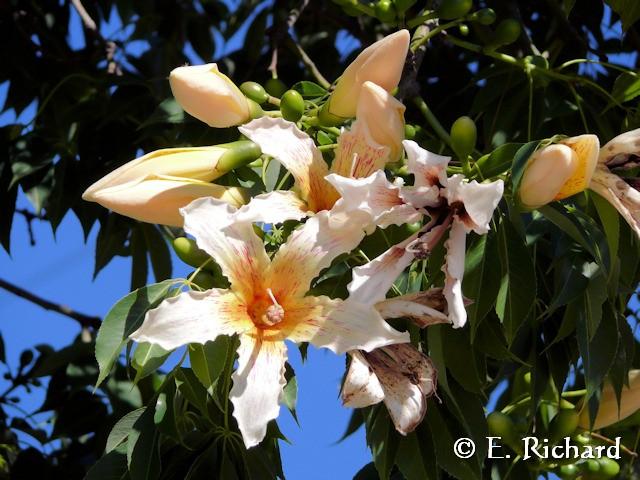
xmin=412 ymin=97 xmax=452 ymax=148
xmin=410 ymin=17 xmax=467 ymax=51
xmin=407 ymin=10 xmax=437 ymax=29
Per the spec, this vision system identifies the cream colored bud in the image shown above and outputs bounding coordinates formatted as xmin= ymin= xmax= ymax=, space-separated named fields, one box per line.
xmin=519 ymin=144 xmax=578 ymax=209
xmin=598 ymin=128 xmax=640 ymax=165
xmin=169 ymin=63 xmax=251 ymax=128
xmin=579 ymin=370 xmax=640 ymax=430
xmin=85 ymin=177 xmax=245 ymax=226
xmin=356 ymin=81 xmax=405 ymax=162
xmin=82 ymin=145 xmax=256 ymax=226
xmin=328 ymin=30 xmax=409 ymax=119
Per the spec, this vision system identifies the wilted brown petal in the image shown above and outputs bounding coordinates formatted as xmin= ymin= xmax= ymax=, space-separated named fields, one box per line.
xmin=375 ymin=288 xmax=450 ymax=327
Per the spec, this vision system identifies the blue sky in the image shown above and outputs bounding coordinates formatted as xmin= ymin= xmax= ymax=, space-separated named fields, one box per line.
xmin=0 ymin=2 xmax=636 ymax=479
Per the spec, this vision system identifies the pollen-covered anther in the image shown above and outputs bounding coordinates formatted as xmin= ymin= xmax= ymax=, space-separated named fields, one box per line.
xmin=262 ymin=288 xmax=285 ymax=326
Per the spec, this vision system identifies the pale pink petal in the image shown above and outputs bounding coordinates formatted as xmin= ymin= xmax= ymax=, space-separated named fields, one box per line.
xmin=443 ymin=220 xmax=468 ymax=328
xmin=398 ymin=185 xmax=441 ymax=209
xmin=230 ymin=335 xmax=287 ymax=448
xmin=130 ymin=289 xmax=252 ymax=350
xmin=444 ymin=175 xmax=504 ymax=234
xmin=347 ymin=233 xmax=418 ymax=305
xmin=341 ymin=351 xmax=385 ymax=408
xmin=402 ymin=140 xmax=450 ymax=188
xmin=332 ymin=122 xmax=390 ymax=179
xmin=590 ymin=167 xmax=640 ymax=239
xmin=284 ymin=295 xmax=409 ymax=354
xmin=181 ymin=197 xmax=270 ymax=302
xmin=326 ymin=171 xmax=422 ymax=229
xmin=375 ymin=288 xmax=450 ymax=327
xmin=364 ymin=344 xmax=437 ymax=435
xmin=267 ymin=210 xmax=368 ymax=299
xmin=239 ymin=117 xmax=337 ymax=211
xmin=234 ymin=190 xmax=308 ymax=224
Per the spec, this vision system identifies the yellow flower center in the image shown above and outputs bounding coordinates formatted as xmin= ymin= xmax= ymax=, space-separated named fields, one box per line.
xmin=247 ymin=288 xmax=285 ymax=329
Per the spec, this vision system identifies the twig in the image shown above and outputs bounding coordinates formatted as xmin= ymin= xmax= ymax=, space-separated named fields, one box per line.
xmin=0 ymin=278 xmax=101 ymax=330
xmin=70 ymin=0 xmax=122 ymax=75
xmin=286 ymin=37 xmax=331 ymax=89
xmin=16 ymin=208 xmax=44 ymax=246
xmin=268 ymin=0 xmax=310 ymax=78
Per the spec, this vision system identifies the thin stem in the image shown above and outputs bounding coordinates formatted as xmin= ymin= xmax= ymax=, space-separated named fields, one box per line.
xmin=410 ymin=17 xmax=467 ymax=52
xmin=568 ymin=83 xmax=589 ymax=132
xmin=527 ymin=74 xmax=533 ymax=141
xmin=407 ymin=10 xmax=437 ymax=29
xmin=287 ymin=38 xmax=331 ymax=89
xmin=412 ymin=97 xmax=452 ymax=148
xmin=0 ymin=278 xmax=101 ymax=329
xmin=559 ymin=58 xmax=635 ymax=75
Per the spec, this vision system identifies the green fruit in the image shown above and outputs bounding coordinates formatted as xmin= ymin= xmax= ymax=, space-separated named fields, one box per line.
xmin=280 ymin=90 xmax=305 ymax=121
xmin=584 ymin=459 xmax=601 ymax=475
xmin=247 ymin=98 xmax=263 ymax=119
xmin=458 ymin=24 xmax=469 ymax=36
xmin=264 ymin=78 xmax=288 ymax=98
xmin=471 ymin=8 xmax=496 ymax=25
xmin=558 ymin=464 xmax=579 ymax=479
xmin=549 ymin=409 xmax=580 ymax=443
xmin=404 ymin=124 xmax=416 ymax=139
xmin=240 ymin=81 xmax=268 ymax=104
xmin=173 ymin=237 xmax=211 ymax=269
xmin=404 ymin=221 xmax=423 ymax=235
xmin=191 ymin=271 xmax=216 ymax=290
xmin=450 ymin=115 xmax=477 ymax=159
xmin=487 ymin=412 xmax=516 ymax=441
xmin=394 ymin=0 xmax=417 ymax=14
xmin=217 ymin=140 xmax=262 ymax=173
xmin=494 ymin=19 xmax=521 ymax=46
xmin=437 ymin=0 xmax=472 ymax=20
xmin=375 ymin=0 xmax=396 ymax=22
xmin=597 ymin=458 xmax=620 ymax=478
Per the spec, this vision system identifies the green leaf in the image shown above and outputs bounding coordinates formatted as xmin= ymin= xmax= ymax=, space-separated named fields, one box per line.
xmin=282 ymin=365 xmax=298 ymax=423
xmin=95 ymin=279 xmax=178 ymax=387
xmin=132 ymin=342 xmax=171 ymax=383
xmin=127 ymin=405 xmax=161 ymax=480
xmin=474 ymin=143 xmax=522 ymax=178
xmin=591 ymin=190 xmax=620 ymax=263
xmin=106 ymin=407 xmax=145 ymax=453
xmin=188 ymin=336 xmax=230 ymax=391
xmin=364 ymin=406 xmax=399 ymax=480
xmin=606 ymin=0 xmax=640 ymax=31
xmin=85 ymin=443 xmax=128 ymax=480
xmin=138 ymin=98 xmax=185 ymax=129
xmin=291 ymin=81 xmax=327 ymax=99
xmin=510 ymin=141 xmax=540 ymax=197
xmin=396 ymin=425 xmax=440 ymax=480
xmin=130 ymin=226 xmax=149 ymax=291
xmin=175 ymin=367 xmax=210 ymax=416
xmin=463 ymin=232 xmax=501 ymax=340
xmin=442 ymin=328 xmax=484 ymax=393
xmin=611 ymin=72 xmax=640 ymax=103
xmin=495 ymin=219 xmax=536 ymax=344
xmin=141 ymin=224 xmax=172 ymax=282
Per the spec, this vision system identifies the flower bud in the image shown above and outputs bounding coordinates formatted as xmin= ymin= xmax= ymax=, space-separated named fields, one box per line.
xmin=579 ymin=370 xmax=640 ymax=430
xmin=169 ymin=63 xmax=250 ymax=128
xmin=327 ymin=30 xmax=409 ymax=119
xmin=83 ymin=142 xmax=258 ymax=226
xmin=518 ymin=135 xmax=600 ymax=209
xmin=356 ymin=81 xmax=405 ymax=161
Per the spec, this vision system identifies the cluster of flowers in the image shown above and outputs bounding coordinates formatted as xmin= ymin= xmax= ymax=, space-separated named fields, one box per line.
xmin=83 ymin=30 xmax=504 ymax=448
xmin=82 ymin=26 xmax=640 ymax=448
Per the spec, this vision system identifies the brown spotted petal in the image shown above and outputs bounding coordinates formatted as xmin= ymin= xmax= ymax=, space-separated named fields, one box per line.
xmin=342 ymin=344 xmax=438 ymax=435
xmin=375 ymin=288 xmax=450 ymax=327
xmin=590 ymin=165 xmax=640 ymax=239
xmin=598 ymin=128 xmax=640 ymax=166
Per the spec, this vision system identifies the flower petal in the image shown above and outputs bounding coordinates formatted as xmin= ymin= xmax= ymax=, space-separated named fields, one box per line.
xmin=332 ymin=122 xmax=391 ymax=179
xmin=590 ymin=167 xmax=640 ymax=239
xmin=375 ymin=288 xmax=450 ymax=327
xmin=444 ymin=175 xmax=503 ymax=234
xmin=234 ymin=190 xmax=309 ymax=224
xmin=442 ymin=220 xmax=468 ymax=328
xmin=403 ymin=140 xmax=450 ymax=188
xmin=181 ymin=197 xmax=270 ymax=301
xmin=341 ymin=351 xmax=385 ymax=408
xmin=599 ymin=128 xmax=640 ymax=165
xmin=230 ymin=335 xmax=287 ymax=448
xmin=130 ymin=289 xmax=251 ymax=350
xmin=285 ymin=295 xmax=409 ymax=354
xmin=267 ymin=210 xmax=368 ymax=299
xmin=326 ymin=171 xmax=423 ymax=229
xmin=347 ymin=233 xmax=418 ymax=305
xmin=364 ymin=344 xmax=437 ymax=435
xmin=239 ymin=117 xmax=337 ymax=211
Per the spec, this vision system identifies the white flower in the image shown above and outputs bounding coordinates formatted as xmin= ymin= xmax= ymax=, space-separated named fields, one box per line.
xmin=130 ymin=198 xmax=409 ymax=448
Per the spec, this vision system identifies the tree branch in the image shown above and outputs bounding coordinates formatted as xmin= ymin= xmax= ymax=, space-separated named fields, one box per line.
xmin=0 ymin=278 xmax=101 ymax=330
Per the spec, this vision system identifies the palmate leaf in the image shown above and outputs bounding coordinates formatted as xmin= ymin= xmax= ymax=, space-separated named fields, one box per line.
xmin=95 ymin=279 xmax=179 ymax=387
